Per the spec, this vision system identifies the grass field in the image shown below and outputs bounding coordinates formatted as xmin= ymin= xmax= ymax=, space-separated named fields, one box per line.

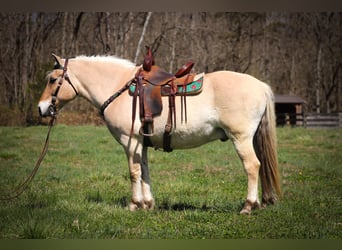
xmin=0 ymin=125 xmax=341 ymax=239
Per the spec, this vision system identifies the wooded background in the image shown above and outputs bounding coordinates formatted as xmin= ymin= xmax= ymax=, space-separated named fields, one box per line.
xmin=0 ymin=12 xmax=341 ymax=125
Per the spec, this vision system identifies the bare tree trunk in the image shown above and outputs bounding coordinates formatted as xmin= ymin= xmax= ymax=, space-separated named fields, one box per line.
xmin=169 ymin=13 xmax=178 ymax=72
xmin=134 ymin=12 xmax=152 ymax=64
xmin=72 ymin=12 xmax=84 ymax=55
xmin=105 ymin=12 xmax=111 ymax=52
xmin=118 ymin=12 xmax=124 ymax=57
xmin=338 ymin=15 xmax=342 ymax=112
xmin=263 ymin=13 xmax=270 ymax=82
xmin=316 ymin=42 xmax=322 ymax=114
xmin=95 ymin=13 xmax=108 ymax=53
xmin=337 ymin=67 xmax=341 ymax=112
xmin=61 ymin=13 xmax=68 ymax=55
xmin=242 ymin=16 xmax=254 ymax=73
xmin=124 ymin=12 xmax=134 ymax=59
xmin=21 ymin=13 xmax=30 ymax=108
xmin=289 ymin=14 xmax=298 ymax=93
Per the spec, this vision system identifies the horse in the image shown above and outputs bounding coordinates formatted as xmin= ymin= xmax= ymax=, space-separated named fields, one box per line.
xmin=38 ymin=53 xmax=281 ymax=214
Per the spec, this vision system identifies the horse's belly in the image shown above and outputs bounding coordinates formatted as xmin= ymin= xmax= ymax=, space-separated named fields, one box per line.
xmin=149 ymin=115 xmax=227 ymax=150
xmin=172 ymin=125 xmax=226 ymax=149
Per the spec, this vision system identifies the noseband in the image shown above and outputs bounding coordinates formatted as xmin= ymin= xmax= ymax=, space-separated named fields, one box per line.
xmin=49 ymin=58 xmax=78 ymax=116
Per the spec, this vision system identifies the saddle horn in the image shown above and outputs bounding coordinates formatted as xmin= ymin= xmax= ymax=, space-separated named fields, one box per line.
xmin=143 ymin=46 xmax=155 ymax=72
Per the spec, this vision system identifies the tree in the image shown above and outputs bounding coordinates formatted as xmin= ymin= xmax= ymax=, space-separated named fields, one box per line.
xmin=0 ymin=12 xmax=341 ymax=125
xmin=134 ymin=12 xmax=152 ymax=64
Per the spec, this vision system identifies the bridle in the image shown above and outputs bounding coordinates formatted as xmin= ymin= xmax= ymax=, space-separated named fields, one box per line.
xmin=49 ymin=58 xmax=78 ymax=117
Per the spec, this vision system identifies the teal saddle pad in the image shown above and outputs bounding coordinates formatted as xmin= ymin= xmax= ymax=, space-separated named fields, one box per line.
xmin=129 ymin=76 xmax=203 ymax=96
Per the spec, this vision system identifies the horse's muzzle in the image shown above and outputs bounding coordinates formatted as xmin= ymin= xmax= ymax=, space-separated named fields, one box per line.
xmin=38 ymin=101 xmax=56 ymax=117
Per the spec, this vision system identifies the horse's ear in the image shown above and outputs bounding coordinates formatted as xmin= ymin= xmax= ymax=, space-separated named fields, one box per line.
xmin=51 ymin=53 xmax=63 ymax=69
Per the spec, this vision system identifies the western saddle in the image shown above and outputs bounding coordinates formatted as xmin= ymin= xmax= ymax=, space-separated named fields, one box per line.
xmin=130 ymin=48 xmax=203 ymax=152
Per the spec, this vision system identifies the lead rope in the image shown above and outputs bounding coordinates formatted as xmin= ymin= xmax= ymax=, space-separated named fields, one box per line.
xmin=0 ymin=58 xmax=74 ymax=201
xmin=0 ymin=116 xmax=56 ymax=201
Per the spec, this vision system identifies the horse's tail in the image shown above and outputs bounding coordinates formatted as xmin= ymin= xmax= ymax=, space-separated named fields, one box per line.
xmin=253 ymin=86 xmax=282 ymax=205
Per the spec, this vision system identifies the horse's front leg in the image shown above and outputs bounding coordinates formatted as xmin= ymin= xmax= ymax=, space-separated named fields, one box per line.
xmin=141 ymin=146 xmax=155 ymax=209
xmin=124 ymin=141 xmax=154 ymax=211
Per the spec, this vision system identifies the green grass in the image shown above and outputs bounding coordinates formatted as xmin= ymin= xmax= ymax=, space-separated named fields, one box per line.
xmin=0 ymin=125 xmax=341 ymax=239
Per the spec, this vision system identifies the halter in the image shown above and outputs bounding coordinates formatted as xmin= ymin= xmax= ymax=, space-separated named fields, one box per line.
xmin=49 ymin=58 xmax=78 ymax=116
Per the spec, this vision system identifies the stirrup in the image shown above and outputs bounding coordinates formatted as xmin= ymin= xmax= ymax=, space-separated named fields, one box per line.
xmin=139 ymin=124 xmax=154 ymax=137
xmin=139 ymin=130 xmax=154 ymax=137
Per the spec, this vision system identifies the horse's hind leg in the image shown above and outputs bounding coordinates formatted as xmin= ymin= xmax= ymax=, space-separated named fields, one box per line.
xmin=233 ymin=136 xmax=261 ymax=214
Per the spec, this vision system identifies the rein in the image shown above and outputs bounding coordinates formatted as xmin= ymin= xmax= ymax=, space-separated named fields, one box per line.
xmin=0 ymin=58 xmax=74 ymax=201
xmin=0 ymin=116 xmax=56 ymax=201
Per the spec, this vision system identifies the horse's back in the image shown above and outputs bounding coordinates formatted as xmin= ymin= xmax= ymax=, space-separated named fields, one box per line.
xmin=206 ymin=70 xmax=270 ymax=101
xmin=205 ymin=71 xmax=272 ymax=136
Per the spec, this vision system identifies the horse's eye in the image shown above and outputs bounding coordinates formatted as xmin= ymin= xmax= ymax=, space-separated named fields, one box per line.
xmin=49 ymin=77 xmax=57 ymax=84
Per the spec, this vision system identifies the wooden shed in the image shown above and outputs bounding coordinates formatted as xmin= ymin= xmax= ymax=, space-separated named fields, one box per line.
xmin=275 ymin=94 xmax=305 ymax=126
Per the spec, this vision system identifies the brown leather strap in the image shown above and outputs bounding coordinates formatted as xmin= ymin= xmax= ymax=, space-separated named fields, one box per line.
xmin=130 ymin=69 xmax=143 ymax=135
xmin=163 ymin=132 xmax=172 ymax=152
xmin=180 ymin=74 xmax=190 ymax=124
xmin=131 ymin=83 xmax=139 ymax=135
xmin=100 ymin=79 xmax=133 ymax=117
xmin=0 ymin=116 xmax=56 ymax=200
xmin=163 ymin=107 xmax=173 ymax=152
xmin=162 ymin=80 xmax=177 ymax=152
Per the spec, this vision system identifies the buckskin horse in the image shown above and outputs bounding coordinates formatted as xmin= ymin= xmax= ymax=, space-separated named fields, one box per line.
xmin=38 ymin=52 xmax=281 ymax=214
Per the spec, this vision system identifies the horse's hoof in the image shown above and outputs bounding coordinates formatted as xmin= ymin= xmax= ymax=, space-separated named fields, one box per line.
xmin=143 ymin=199 xmax=155 ymax=210
xmin=240 ymin=199 xmax=260 ymax=215
xmin=239 ymin=208 xmax=252 ymax=215
xmin=129 ymin=202 xmax=139 ymax=211
xmin=262 ymin=195 xmax=277 ymax=206
xmin=129 ymin=200 xmax=154 ymax=211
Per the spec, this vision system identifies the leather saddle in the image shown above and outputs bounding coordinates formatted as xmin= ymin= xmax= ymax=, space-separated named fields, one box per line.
xmin=130 ymin=48 xmax=203 ymax=152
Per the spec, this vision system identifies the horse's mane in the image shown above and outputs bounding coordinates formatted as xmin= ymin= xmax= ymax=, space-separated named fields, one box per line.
xmin=45 ymin=55 xmax=135 ymax=79
xmin=75 ymin=55 xmax=136 ymax=69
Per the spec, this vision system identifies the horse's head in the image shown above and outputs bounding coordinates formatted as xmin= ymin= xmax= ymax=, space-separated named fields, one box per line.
xmin=38 ymin=54 xmax=78 ymax=117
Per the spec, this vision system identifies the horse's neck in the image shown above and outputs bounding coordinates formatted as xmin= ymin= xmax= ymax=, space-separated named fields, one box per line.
xmin=71 ymin=60 xmax=138 ymax=108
